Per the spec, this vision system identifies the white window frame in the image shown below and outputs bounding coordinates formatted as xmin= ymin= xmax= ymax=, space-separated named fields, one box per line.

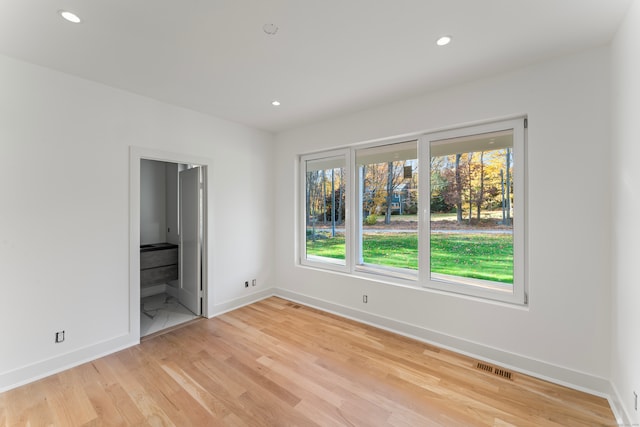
xmin=297 ymin=116 xmax=527 ymax=305
xmin=420 ymin=117 xmax=526 ymax=304
xmin=299 ymin=149 xmax=352 ymax=273
xmin=353 ymin=138 xmax=419 ymax=281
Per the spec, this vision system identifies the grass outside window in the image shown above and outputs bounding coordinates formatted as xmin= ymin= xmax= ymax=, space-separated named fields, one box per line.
xmin=306 ymin=230 xmax=513 ymax=284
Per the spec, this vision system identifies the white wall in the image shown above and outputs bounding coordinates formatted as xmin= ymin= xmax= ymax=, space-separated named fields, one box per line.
xmin=275 ymin=48 xmax=612 ymax=394
xmin=140 ymin=159 xmax=167 ymax=244
xmin=0 ymin=53 xmax=275 ymax=391
xmin=611 ymin=1 xmax=640 ymax=423
xmin=165 ymin=162 xmax=181 ymax=245
xmin=139 ymin=160 xmax=184 ymax=246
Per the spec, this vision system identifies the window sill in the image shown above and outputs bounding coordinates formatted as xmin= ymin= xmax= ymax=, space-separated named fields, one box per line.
xmin=430 ymin=273 xmax=513 ymax=294
xmin=355 ymin=264 xmax=418 ymax=282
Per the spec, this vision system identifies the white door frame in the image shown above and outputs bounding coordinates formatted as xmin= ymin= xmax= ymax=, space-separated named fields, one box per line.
xmin=129 ymin=146 xmax=211 ymax=341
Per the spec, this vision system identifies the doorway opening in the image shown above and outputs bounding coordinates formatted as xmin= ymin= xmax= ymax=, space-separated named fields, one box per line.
xmin=129 ymin=147 xmax=210 ymax=340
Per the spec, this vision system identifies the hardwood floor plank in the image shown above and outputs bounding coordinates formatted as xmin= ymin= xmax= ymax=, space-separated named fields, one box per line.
xmin=257 ymin=355 xmax=345 ymax=408
xmin=82 ymin=381 xmax=128 ymax=427
xmin=3 ymin=380 xmax=56 ymax=426
xmin=88 ymin=359 xmax=148 ymax=425
xmin=0 ymin=297 xmax=616 ymax=426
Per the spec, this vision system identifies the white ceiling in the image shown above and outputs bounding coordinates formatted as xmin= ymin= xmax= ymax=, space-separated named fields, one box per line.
xmin=0 ymin=1 xmax=631 ymax=133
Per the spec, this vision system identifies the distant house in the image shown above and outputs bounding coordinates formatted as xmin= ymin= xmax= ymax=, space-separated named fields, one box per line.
xmin=362 ymin=182 xmax=416 ymax=215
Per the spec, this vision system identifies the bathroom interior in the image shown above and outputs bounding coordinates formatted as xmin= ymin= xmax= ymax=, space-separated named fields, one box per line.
xmin=139 ymin=159 xmax=200 ymax=337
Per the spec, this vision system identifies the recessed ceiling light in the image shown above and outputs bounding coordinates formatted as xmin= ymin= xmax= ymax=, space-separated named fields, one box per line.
xmin=263 ymin=24 xmax=279 ymax=35
xmin=436 ymin=35 xmax=452 ymax=46
xmin=59 ymin=10 xmax=81 ymax=24
xmin=271 ymin=100 xmax=281 ymax=106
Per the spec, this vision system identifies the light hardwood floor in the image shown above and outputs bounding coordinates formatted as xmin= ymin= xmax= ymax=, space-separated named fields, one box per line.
xmin=0 ymin=297 xmax=616 ymax=426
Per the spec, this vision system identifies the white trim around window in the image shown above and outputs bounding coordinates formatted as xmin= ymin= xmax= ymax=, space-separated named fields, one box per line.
xmin=421 ymin=118 xmax=527 ymax=304
xmin=299 ymin=149 xmax=352 ymax=273
xmin=354 ymin=138 xmax=419 ymax=280
xmin=297 ymin=116 xmax=527 ymax=305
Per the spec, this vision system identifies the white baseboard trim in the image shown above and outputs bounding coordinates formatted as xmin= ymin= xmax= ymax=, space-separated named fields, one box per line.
xmin=2 ymin=287 xmax=624 ymax=424
xmin=0 ymin=290 xmax=274 ymax=394
xmin=273 ymin=288 xmax=611 ymax=398
xmin=209 ymin=289 xmax=275 ymax=317
xmin=0 ymin=333 xmax=136 ymax=394
xmin=608 ymin=381 xmax=633 ymax=426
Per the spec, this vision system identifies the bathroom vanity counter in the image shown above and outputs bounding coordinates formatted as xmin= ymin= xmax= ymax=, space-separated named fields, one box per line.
xmin=140 ymin=243 xmax=178 ymax=286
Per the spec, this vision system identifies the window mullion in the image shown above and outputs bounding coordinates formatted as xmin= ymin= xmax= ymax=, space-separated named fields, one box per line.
xmin=345 ymin=148 xmax=355 ymax=271
xmin=418 ymin=135 xmax=430 ymax=285
xmin=355 ymin=162 xmax=364 ymax=266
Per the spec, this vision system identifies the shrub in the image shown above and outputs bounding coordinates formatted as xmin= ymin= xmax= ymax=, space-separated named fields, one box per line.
xmin=405 ymin=204 xmax=418 ymax=215
xmin=364 ymin=214 xmax=378 ymax=225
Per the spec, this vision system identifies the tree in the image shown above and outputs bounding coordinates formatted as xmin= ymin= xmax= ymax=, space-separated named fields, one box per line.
xmin=362 ymin=163 xmax=387 ymax=217
xmin=431 ymin=149 xmax=508 ymax=223
xmin=306 ymin=167 xmax=348 ymax=239
xmin=306 ymin=170 xmax=322 ymax=240
xmin=321 ymin=170 xmax=327 ymax=224
xmin=385 ymin=161 xmax=394 ymax=224
xmin=476 ymin=151 xmax=484 ymax=220
xmin=466 ymin=152 xmax=474 ymax=223
xmin=505 ymin=148 xmax=512 ymax=224
xmin=479 ymin=150 xmax=506 ymax=211
xmin=443 ymin=153 xmax=465 ymax=223
xmin=361 ymin=160 xmax=411 ymax=224
xmin=430 ymin=157 xmax=450 ymax=213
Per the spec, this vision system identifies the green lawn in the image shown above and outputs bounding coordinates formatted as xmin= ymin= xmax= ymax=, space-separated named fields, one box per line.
xmin=362 ymin=233 xmax=418 ymax=270
xmin=305 ymin=233 xmax=347 ymax=259
xmin=306 ymin=232 xmax=513 ymax=283
xmin=430 ymin=234 xmax=513 ymax=283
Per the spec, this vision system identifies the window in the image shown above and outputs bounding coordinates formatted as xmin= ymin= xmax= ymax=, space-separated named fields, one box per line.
xmin=298 ymin=117 xmax=526 ymax=304
xmin=355 ymin=141 xmax=418 ymax=278
xmin=300 ymin=150 xmax=350 ymax=271
xmin=424 ymin=118 xmax=525 ymax=303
